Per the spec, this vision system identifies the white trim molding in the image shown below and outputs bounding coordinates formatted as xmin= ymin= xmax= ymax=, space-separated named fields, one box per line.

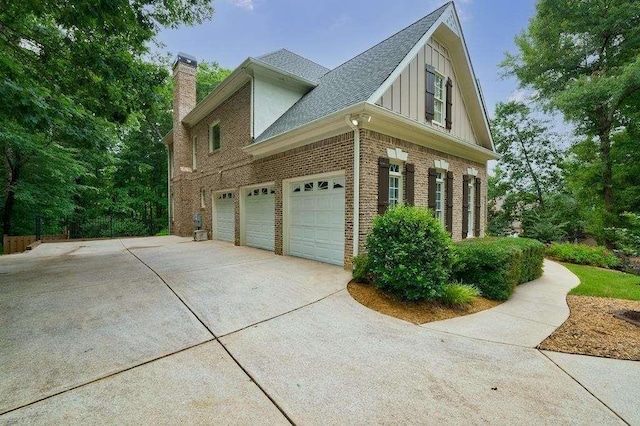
xmin=466 ymin=167 xmax=478 ymax=176
xmin=434 ymin=159 xmax=450 ymax=170
xmin=386 ymin=147 xmax=408 ymax=162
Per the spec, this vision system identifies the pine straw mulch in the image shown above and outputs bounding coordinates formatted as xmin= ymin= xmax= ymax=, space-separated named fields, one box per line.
xmin=538 ymin=295 xmax=640 ymax=361
xmin=347 ymin=280 xmax=501 ymax=324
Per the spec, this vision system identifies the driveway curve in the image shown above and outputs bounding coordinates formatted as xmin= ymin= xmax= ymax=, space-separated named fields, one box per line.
xmin=1 ymin=237 xmax=635 ymax=424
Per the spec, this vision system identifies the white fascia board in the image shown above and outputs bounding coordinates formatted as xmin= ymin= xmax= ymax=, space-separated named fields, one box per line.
xmin=250 ymin=58 xmax=319 ymax=88
xmin=182 ymin=58 xmax=252 ymax=127
xmin=367 ymin=3 xmax=453 ymax=104
xmin=182 ymin=57 xmax=318 ymax=128
xmin=162 ymin=129 xmax=173 ymax=146
xmin=243 ymin=103 xmax=366 ymax=158
xmin=449 ymin=2 xmax=495 ymax=152
xmin=363 ymin=103 xmax=499 ymax=163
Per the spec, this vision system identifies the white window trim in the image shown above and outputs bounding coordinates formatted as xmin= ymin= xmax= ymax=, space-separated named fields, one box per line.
xmin=435 ymin=170 xmax=445 ymax=226
xmin=388 ymin=161 xmax=403 ymax=207
xmin=191 ymin=135 xmax=197 ymax=170
xmin=432 ymin=71 xmax=446 ymax=127
xmin=467 ymin=176 xmax=475 ymax=238
xmin=209 ymin=120 xmax=220 ymax=152
xmin=200 ymin=188 xmax=206 ymax=209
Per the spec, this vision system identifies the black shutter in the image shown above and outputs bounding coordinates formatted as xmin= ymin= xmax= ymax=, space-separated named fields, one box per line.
xmin=378 ymin=157 xmax=390 ymax=214
xmin=405 ymin=163 xmax=415 ymax=206
xmin=427 ymin=168 xmax=437 ymax=211
xmin=475 ymin=178 xmax=482 ymax=237
xmin=425 ymin=65 xmax=435 ymax=122
xmin=445 ymin=77 xmax=453 ymax=130
xmin=446 ymin=171 xmax=453 ymax=235
xmin=462 ymin=174 xmax=469 ymax=239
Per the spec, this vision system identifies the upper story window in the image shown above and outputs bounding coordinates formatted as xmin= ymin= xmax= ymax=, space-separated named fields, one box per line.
xmin=434 ymin=170 xmax=445 ymax=225
xmin=388 ymin=163 xmax=403 ymax=207
xmin=209 ymin=122 xmax=220 ymax=152
xmin=191 ymin=136 xmax=197 ymax=170
xmin=433 ymin=73 xmax=445 ymax=126
xmin=426 ymin=65 xmax=452 ymax=130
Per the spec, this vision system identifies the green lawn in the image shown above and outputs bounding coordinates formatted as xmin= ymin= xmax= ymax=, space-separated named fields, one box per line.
xmin=564 ymin=263 xmax=640 ymax=301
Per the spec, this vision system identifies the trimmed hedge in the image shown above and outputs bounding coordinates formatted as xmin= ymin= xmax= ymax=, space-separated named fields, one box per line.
xmin=545 ymin=242 xmax=619 ymax=269
xmin=367 ymin=205 xmax=453 ymax=300
xmin=452 ymin=237 xmax=545 ymax=300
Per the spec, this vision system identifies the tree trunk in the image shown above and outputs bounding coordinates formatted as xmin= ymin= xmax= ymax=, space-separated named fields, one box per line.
xmin=599 ymin=130 xmax=614 ymax=248
xmin=3 ymin=164 xmax=20 ymax=236
xmin=518 ymin=134 xmax=545 ymax=210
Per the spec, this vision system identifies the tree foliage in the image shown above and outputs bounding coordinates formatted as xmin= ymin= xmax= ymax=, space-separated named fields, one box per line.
xmin=0 ymin=0 xmax=213 ymax=236
xmin=502 ymin=0 xmax=640 ymax=240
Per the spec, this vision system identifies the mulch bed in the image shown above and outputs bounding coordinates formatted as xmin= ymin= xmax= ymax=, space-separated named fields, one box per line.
xmin=538 ymin=295 xmax=640 ymax=361
xmin=347 ymin=280 xmax=501 ymax=324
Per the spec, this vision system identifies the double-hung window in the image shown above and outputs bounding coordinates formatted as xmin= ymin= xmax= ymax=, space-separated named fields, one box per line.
xmin=434 ymin=171 xmax=445 ymax=225
xmin=209 ymin=122 xmax=220 ymax=152
xmin=433 ymin=73 xmax=445 ymax=125
xmin=467 ymin=176 xmax=475 ymax=238
xmin=388 ymin=163 xmax=403 ymax=207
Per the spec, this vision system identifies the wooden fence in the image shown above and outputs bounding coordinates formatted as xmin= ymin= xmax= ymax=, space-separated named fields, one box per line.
xmin=2 ymin=233 xmax=68 ymax=255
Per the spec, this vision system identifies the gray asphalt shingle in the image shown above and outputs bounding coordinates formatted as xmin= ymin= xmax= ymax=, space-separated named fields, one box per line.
xmin=254 ymin=49 xmax=330 ymax=84
xmin=254 ymin=3 xmax=449 ymax=143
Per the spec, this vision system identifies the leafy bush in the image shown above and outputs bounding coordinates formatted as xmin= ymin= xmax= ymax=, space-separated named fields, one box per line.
xmin=366 ymin=205 xmax=453 ymax=301
xmin=452 ymin=237 xmax=545 ymax=300
xmin=352 ymin=254 xmax=371 ymax=283
xmin=439 ymin=283 xmax=480 ymax=307
xmin=546 ymin=243 xmax=619 ymax=268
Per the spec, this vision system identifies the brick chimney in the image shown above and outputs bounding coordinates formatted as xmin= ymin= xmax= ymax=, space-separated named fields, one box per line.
xmin=170 ymin=53 xmax=197 ymax=236
xmin=172 ymin=52 xmax=197 ymax=174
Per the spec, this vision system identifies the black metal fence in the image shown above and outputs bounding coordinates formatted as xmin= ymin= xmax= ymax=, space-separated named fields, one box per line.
xmin=34 ymin=214 xmax=165 ymax=240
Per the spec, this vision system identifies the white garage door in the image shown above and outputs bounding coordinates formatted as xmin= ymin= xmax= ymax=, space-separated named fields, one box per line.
xmin=289 ymin=176 xmax=345 ymax=265
xmin=245 ymin=186 xmax=275 ymax=251
xmin=214 ymin=192 xmax=235 ymax=243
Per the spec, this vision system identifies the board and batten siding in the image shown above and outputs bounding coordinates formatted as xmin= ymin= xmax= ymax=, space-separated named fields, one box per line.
xmin=376 ymin=38 xmax=477 ymax=145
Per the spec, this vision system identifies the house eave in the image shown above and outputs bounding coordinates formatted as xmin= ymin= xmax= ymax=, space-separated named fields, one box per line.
xmin=182 ymin=58 xmax=319 ymax=128
xmin=363 ymin=103 xmax=499 ymax=163
xmin=244 ymin=102 xmax=499 ymax=162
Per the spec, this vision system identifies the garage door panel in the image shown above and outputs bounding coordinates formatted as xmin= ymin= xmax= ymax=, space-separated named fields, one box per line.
xmin=244 ymin=186 xmax=275 ymax=251
xmin=215 ymin=194 xmax=235 ymax=243
xmin=288 ymin=176 xmax=345 ymax=266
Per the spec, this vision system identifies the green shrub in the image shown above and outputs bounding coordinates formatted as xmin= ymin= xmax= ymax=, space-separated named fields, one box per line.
xmin=439 ymin=282 xmax=480 ymax=307
xmin=366 ymin=205 xmax=453 ymax=301
xmin=545 ymin=243 xmax=619 ymax=268
xmin=452 ymin=237 xmax=545 ymax=300
xmin=352 ymin=254 xmax=371 ymax=283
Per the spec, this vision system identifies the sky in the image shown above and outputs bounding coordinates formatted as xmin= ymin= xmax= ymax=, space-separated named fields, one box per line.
xmin=158 ymin=0 xmax=538 ymax=118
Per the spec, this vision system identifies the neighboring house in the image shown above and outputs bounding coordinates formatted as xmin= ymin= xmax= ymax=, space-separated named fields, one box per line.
xmin=164 ymin=2 xmax=498 ymax=268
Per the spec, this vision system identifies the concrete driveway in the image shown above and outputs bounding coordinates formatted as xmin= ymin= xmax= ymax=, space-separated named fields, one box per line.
xmin=0 ymin=237 xmax=636 ymax=424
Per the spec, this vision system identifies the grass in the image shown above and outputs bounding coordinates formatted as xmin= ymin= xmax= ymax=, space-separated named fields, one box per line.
xmin=564 ymin=263 xmax=640 ymax=301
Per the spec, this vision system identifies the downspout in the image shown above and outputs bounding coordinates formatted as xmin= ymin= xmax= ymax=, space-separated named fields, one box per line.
xmin=346 ymin=116 xmax=360 ymax=259
xmin=167 ymin=148 xmax=171 ymax=234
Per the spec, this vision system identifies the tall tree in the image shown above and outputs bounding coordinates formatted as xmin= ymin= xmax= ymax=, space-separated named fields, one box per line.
xmin=196 ymin=61 xmax=232 ymax=103
xmin=502 ymin=0 xmax=640 ymax=239
xmin=0 ymin=0 xmax=213 ymax=235
xmin=491 ymin=101 xmax=562 ymax=209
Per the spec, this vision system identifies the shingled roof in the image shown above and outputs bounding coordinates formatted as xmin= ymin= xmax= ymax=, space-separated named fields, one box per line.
xmin=253 ymin=49 xmax=330 ymax=84
xmin=254 ymin=2 xmax=449 ymax=143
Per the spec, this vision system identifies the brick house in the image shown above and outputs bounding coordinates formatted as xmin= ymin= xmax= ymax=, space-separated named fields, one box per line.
xmin=164 ymin=2 xmax=498 ymax=268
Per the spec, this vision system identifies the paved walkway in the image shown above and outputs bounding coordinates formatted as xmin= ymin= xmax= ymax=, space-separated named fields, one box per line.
xmin=0 ymin=238 xmax=637 ymax=424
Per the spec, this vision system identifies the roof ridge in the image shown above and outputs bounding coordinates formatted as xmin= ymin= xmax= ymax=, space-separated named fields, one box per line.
xmin=324 ymin=2 xmax=450 ymax=76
